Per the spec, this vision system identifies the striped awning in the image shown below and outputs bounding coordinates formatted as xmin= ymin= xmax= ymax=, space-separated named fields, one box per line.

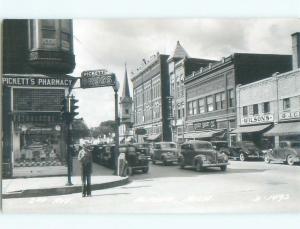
xmin=231 ymin=124 xmax=271 ymax=134
xmin=264 ymin=122 xmax=300 ymax=136
xmin=183 ymin=129 xmax=224 ymax=139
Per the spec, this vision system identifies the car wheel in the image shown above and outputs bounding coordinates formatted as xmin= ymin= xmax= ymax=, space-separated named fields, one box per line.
xmin=264 ymin=154 xmax=271 ymax=164
xmin=152 ymin=159 xmax=156 ymax=165
xmin=195 ymin=160 xmax=203 ymax=172
xmin=239 ymin=152 xmax=246 ymax=161
xmin=286 ymin=155 xmax=294 ymax=166
xmin=179 ymin=158 xmax=185 ymax=169
xmin=127 ymin=167 xmax=133 ymax=176
xmin=142 ymin=167 xmax=149 ymax=173
xmin=220 ymin=165 xmax=227 ymax=171
xmin=163 ymin=159 xmax=168 ymax=166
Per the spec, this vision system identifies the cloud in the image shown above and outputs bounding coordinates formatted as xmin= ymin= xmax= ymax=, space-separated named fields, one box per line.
xmin=72 ymin=18 xmax=300 ymax=127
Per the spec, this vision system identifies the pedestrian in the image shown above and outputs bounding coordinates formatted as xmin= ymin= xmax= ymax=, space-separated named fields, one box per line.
xmin=78 ymin=144 xmax=93 ymax=197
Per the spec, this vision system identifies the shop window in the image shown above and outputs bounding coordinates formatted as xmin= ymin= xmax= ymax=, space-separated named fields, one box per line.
xmin=198 ymin=98 xmax=205 ymax=114
xmin=206 ymin=96 xmax=214 ymax=112
xmin=283 ymin=98 xmax=290 ymax=110
xmin=228 ymin=89 xmax=235 ymax=107
xmin=242 ymin=106 xmax=248 ymax=116
xmin=263 ymin=102 xmax=270 ymax=113
xmin=253 ymin=104 xmax=259 ymax=115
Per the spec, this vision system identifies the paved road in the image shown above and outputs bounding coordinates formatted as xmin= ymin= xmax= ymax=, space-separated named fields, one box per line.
xmin=3 ymin=160 xmax=300 ymax=214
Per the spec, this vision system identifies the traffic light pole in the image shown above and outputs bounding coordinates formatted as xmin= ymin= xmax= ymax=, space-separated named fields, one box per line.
xmin=66 ymin=117 xmax=73 ymax=186
xmin=113 ymin=82 xmax=120 ymax=175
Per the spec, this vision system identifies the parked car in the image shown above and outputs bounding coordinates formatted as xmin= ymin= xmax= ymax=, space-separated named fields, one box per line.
xmin=222 ymin=141 xmax=264 ymax=161
xmin=179 ymin=140 xmax=229 ymax=171
xmin=210 ymin=141 xmax=229 ymax=152
xmin=133 ymin=143 xmax=151 ymax=159
xmin=119 ymin=144 xmax=150 ymax=175
xmin=100 ymin=144 xmax=116 ymax=169
xmin=91 ymin=144 xmax=105 ymax=164
xmin=152 ymin=142 xmax=179 ymax=165
xmin=264 ymin=141 xmax=300 ymax=165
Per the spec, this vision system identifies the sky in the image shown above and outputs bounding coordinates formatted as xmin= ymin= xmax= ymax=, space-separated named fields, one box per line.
xmin=71 ymin=19 xmax=300 ymax=128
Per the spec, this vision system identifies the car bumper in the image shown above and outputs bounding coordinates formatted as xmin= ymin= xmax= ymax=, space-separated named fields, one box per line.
xmin=202 ymin=162 xmax=229 ymax=167
xmin=247 ymin=154 xmax=264 ymax=159
xmin=164 ymin=156 xmax=179 ymax=162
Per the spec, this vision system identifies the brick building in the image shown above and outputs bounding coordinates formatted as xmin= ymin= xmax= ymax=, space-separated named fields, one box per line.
xmin=234 ymin=33 xmax=300 ymax=148
xmin=131 ymin=53 xmax=171 ymax=142
xmin=184 ymin=53 xmax=292 ymax=145
xmin=167 ymin=41 xmax=216 ymax=142
xmin=2 ymin=19 xmax=76 ymax=177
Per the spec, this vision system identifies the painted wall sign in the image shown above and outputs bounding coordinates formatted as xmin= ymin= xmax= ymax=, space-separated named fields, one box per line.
xmin=2 ymin=76 xmax=74 ymax=87
xmin=280 ymin=111 xmax=300 ymax=120
xmin=166 ymin=96 xmax=174 ymax=120
xmin=194 ymin=120 xmax=217 ymax=130
xmin=241 ymin=114 xmax=274 ymax=125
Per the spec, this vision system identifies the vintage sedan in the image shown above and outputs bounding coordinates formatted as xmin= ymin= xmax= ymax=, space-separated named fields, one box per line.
xmin=133 ymin=143 xmax=151 ymax=159
xmin=119 ymin=144 xmax=150 ymax=175
xmin=179 ymin=140 xmax=229 ymax=171
xmin=152 ymin=142 xmax=179 ymax=165
xmin=264 ymin=141 xmax=300 ymax=165
xmin=224 ymin=141 xmax=264 ymax=161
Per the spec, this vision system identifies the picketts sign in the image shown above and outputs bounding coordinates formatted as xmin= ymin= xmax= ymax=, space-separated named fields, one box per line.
xmin=80 ymin=69 xmax=116 ymax=88
xmin=241 ymin=114 xmax=274 ymax=125
xmin=2 ymin=76 xmax=74 ymax=87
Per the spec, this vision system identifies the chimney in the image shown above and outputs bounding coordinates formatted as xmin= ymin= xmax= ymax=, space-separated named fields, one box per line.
xmin=292 ymin=32 xmax=300 ymax=70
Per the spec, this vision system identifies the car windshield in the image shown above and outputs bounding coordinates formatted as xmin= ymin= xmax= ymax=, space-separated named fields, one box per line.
xmin=160 ymin=143 xmax=176 ymax=149
xmin=137 ymin=144 xmax=149 ymax=148
xmin=193 ymin=143 xmax=213 ymax=150
xmin=291 ymin=142 xmax=300 ymax=148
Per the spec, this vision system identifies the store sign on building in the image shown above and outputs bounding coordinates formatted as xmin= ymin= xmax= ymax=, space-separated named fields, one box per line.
xmin=80 ymin=69 xmax=116 ymax=88
xmin=241 ymin=114 xmax=274 ymax=125
xmin=166 ymin=96 xmax=174 ymax=120
xmin=280 ymin=111 xmax=300 ymax=120
xmin=194 ymin=120 xmax=217 ymax=130
xmin=2 ymin=76 xmax=75 ymax=87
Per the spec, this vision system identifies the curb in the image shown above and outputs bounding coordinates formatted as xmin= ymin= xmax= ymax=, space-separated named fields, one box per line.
xmin=3 ymin=177 xmax=129 ymax=199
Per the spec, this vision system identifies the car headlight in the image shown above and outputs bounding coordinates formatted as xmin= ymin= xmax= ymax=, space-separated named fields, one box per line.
xmin=223 ymin=153 xmax=228 ymax=161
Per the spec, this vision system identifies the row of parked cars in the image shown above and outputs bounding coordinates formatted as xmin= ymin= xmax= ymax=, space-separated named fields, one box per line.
xmin=87 ymin=139 xmax=300 ymax=176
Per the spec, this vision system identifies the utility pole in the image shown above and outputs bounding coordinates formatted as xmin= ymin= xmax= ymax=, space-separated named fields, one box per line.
xmin=0 ymin=19 xmax=3 ymax=212
xmin=113 ymin=80 xmax=120 ymax=175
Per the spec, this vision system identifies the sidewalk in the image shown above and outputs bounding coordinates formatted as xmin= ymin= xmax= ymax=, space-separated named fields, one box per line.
xmin=2 ymin=158 xmax=129 ymax=199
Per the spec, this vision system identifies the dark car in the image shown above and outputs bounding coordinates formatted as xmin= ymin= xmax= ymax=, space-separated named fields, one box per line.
xmin=152 ymin=142 xmax=179 ymax=165
xmin=91 ymin=144 xmax=105 ymax=164
xmin=264 ymin=141 xmax=300 ymax=165
xmin=179 ymin=140 xmax=229 ymax=171
xmin=98 ymin=144 xmax=116 ymax=169
xmin=133 ymin=143 xmax=151 ymax=158
xmin=210 ymin=141 xmax=229 ymax=152
xmin=224 ymin=141 xmax=264 ymax=161
xmin=119 ymin=144 xmax=150 ymax=175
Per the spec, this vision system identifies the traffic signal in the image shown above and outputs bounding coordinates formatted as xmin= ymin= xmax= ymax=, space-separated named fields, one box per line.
xmin=60 ymin=97 xmax=67 ymax=119
xmin=69 ymin=95 xmax=79 ymax=121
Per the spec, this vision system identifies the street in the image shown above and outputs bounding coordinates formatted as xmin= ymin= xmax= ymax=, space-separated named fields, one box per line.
xmin=3 ymin=160 xmax=300 ymax=214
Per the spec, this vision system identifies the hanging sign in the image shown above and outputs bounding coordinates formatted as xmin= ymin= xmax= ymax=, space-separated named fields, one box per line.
xmin=80 ymin=69 xmax=116 ymax=88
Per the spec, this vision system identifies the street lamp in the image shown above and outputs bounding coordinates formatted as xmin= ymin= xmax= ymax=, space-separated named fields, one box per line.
xmin=113 ymin=79 xmax=120 ymax=175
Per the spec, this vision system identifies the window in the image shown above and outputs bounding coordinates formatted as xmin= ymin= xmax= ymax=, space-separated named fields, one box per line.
xmin=221 ymin=92 xmax=226 ymax=109
xmin=253 ymin=104 xmax=259 ymax=115
xmin=283 ymin=98 xmax=290 ymax=110
xmin=228 ymin=89 xmax=235 ymax=107
xmin=242 ymin=106 xmax=248 ymax=116
xmin=192 ymin=101 xmax=197 ymax=115
xmin=188 ymin=102 xmax=193 ymax=116
xmin=263 ymin=102 xmax=270 ymax=113
xmin=125 ymin=109 xmax=129 ymax=114
xmin=215 ymin=93 xmax=221 ymax=110
xmin=206 ymin=96 xmax=213 ymax=112
xmin=177 ymin=109 xmax=181 ymax=119
xmin=182 ymin=108 xmax=185 ymax=117
xmin=248 ymin=104 xmax=254 ymax=115
xmin=198 ymin=98 xmax=205 ymax=114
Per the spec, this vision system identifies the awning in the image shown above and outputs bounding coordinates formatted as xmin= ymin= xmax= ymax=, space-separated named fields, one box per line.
xmin=146 ymin=133 xmax=161 ymax=141
xmin=264 ymin=122 xmax=300 ymax=136
xmin=183 ymin=129 xmax=224 ymax=139
xmin=231 ymin=124 xmax=271 ymax=134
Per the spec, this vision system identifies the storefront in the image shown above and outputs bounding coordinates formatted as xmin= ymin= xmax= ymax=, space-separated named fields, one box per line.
xmin=3 ymin=74 xmax=76 ymax=177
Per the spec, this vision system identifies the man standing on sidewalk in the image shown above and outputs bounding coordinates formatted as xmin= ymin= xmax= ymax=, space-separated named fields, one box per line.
xmin=78 ymin=144 xmax=93 ymax=197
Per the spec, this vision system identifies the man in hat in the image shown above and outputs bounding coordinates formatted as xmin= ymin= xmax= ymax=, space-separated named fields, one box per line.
xmin=78 ymin=144 xmax=93 ymax=197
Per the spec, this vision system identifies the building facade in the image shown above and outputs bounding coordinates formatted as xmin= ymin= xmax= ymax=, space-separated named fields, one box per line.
xmin=2 ymin=19 xmax=76 ymax=177
xmin=131 ymin=53 xmax=172 ymax=142
xmin=168 ymin=41 xmax=216 ymax=143
xmin=184 ymin=53 xmax=292 ymax=145
xmin=235 ymin=33 xmax=300 ymax=148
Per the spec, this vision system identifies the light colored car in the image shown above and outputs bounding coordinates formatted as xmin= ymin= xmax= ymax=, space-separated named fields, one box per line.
xmin=152 ymin=142 xmax=179 ymax=165
xmin=264 ymin=141 xmax=300 ymax=165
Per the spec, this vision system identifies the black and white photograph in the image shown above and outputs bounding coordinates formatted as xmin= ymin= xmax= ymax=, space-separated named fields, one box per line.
xmin=1 ymin=0 xmax=300 ymax=226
